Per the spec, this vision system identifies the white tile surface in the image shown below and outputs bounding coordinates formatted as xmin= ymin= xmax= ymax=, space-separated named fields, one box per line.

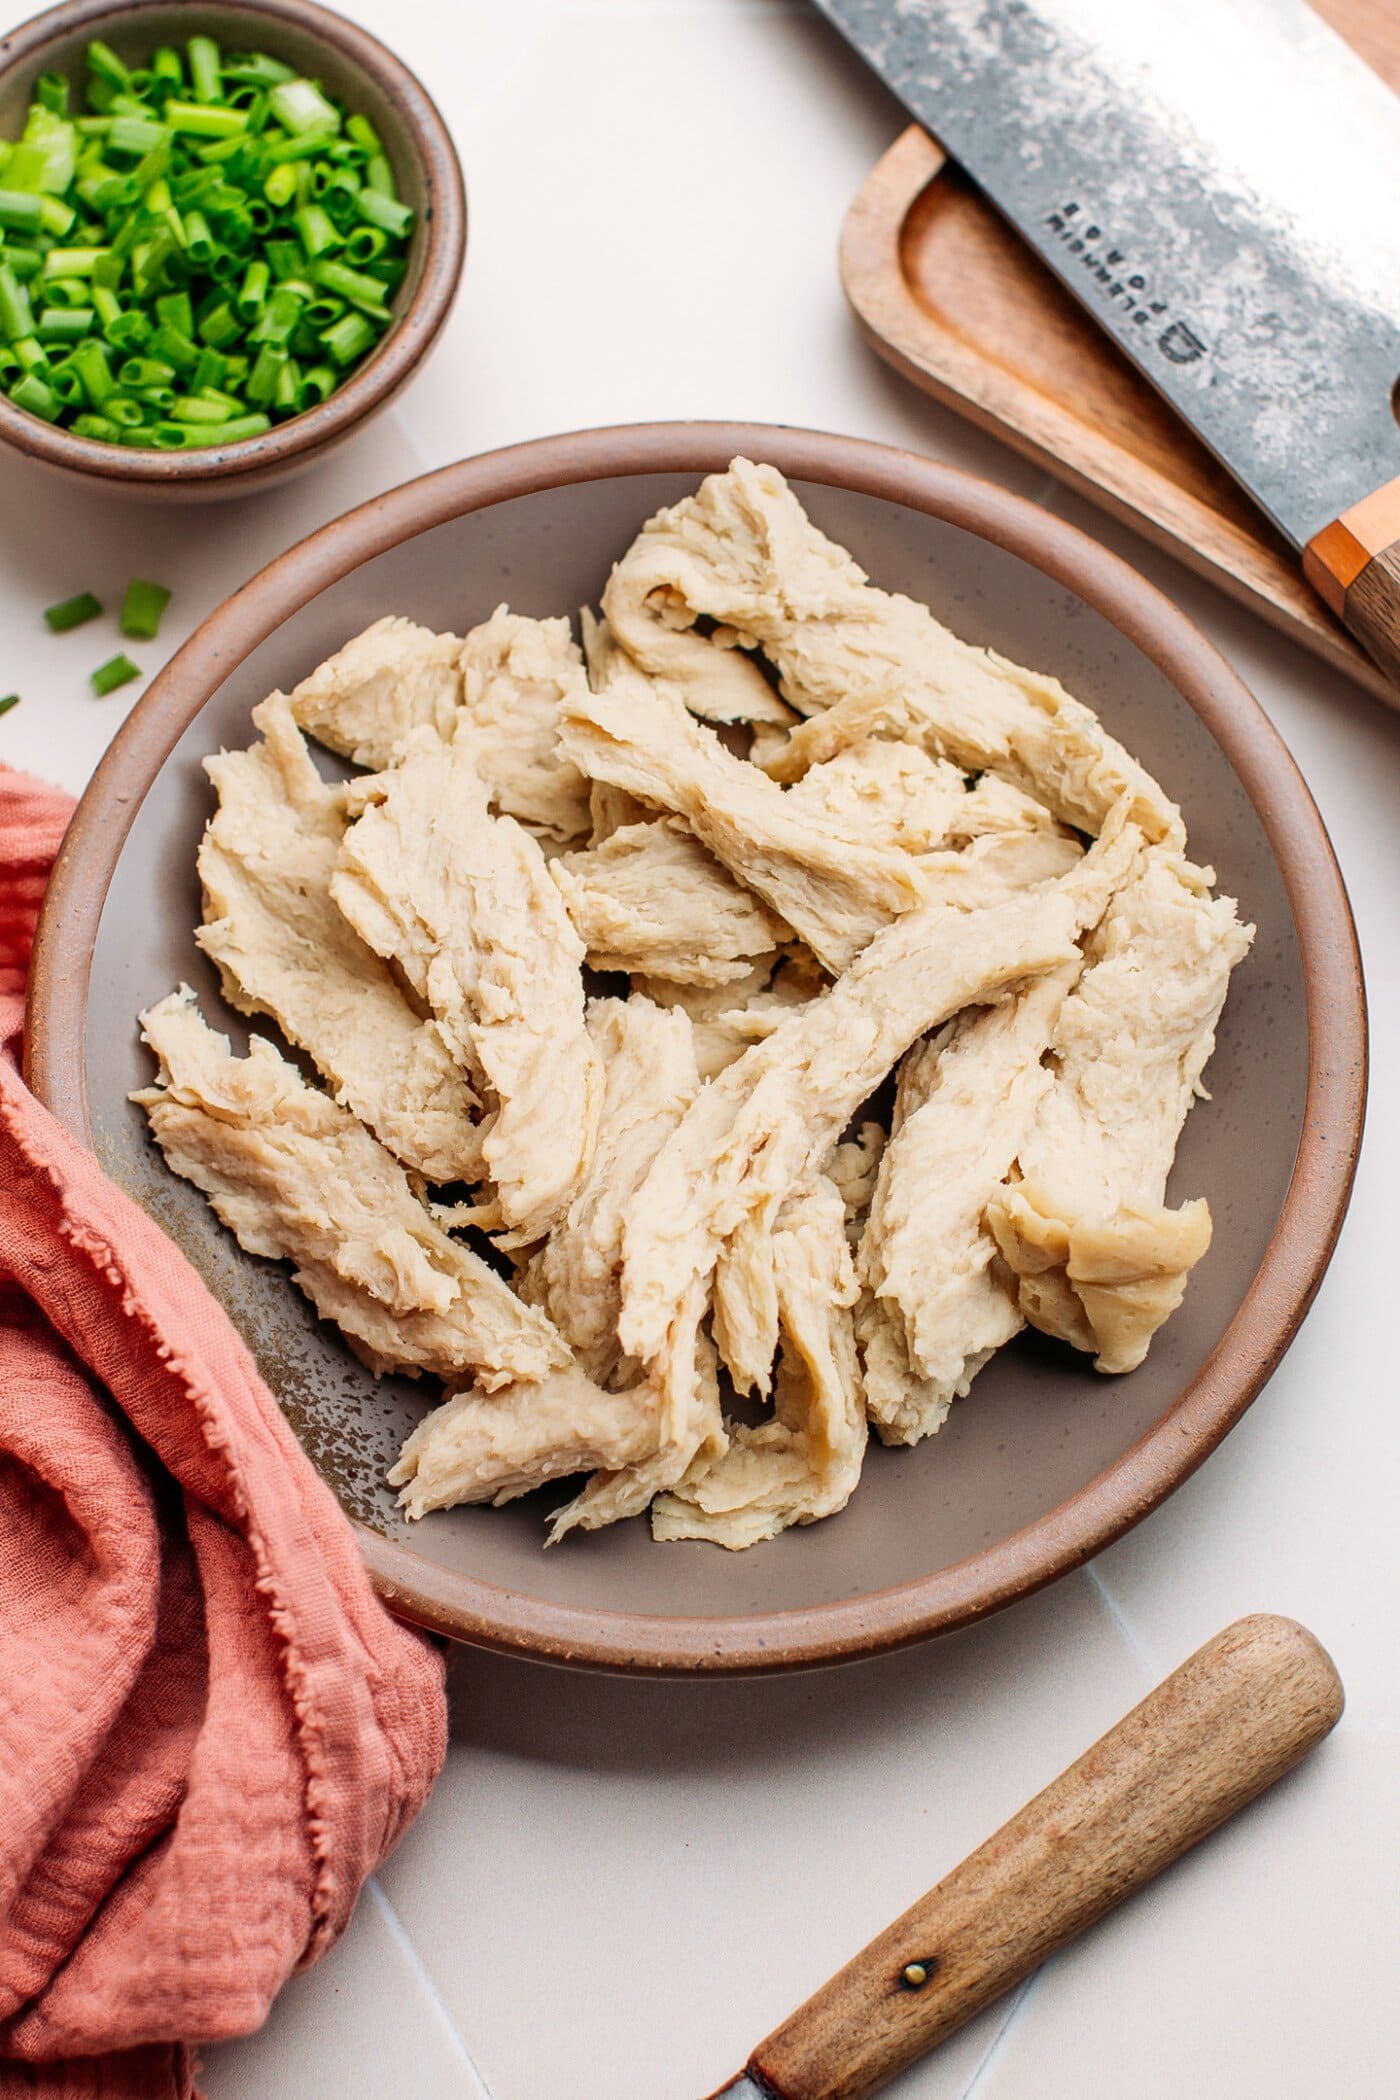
xmin=971 ymin=1730 xmax=1400 ymax=2100
xmin=380 ymin=1574 xmax=1146 ymax=2100
xmin=199 ymin=1879 xmax=491 ymax=2099
xmin=4 ymin=3 xmax=1397 ymax=2096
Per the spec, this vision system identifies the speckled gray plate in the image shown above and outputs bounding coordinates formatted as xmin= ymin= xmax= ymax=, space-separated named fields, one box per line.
xmin=27 ymin=424 xmax=1367 ymax=1673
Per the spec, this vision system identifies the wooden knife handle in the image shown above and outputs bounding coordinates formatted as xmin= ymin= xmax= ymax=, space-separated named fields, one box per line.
xmin=740 ymin=1615 xmax=1342 ymax=2100
xmin=1304 ymin=475 xmax=1400 ymax=686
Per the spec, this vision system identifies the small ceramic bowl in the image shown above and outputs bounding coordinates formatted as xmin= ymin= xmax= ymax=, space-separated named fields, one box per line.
xmin=26 ymin=424 xmax=1367 ymax=1673
xmin=0 ymin=0 xmax=465 ymax=496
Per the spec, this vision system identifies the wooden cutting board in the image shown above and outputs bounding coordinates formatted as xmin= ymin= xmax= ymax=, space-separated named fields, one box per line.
xmin=838 ymin=0 xmax=1400 ymax=708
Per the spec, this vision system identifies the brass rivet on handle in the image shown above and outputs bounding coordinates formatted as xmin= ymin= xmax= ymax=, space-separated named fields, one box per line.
xmin=901 ymin=1962 xmax=932 ymax=1990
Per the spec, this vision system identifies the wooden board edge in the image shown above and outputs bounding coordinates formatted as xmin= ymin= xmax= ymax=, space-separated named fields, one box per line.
xmin=838 ymin=126 xmax=1399 ymax=712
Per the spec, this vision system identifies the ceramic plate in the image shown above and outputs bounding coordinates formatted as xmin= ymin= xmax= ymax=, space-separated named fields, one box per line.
xmin=27 ymin=424 xmax=1367 ymax=1671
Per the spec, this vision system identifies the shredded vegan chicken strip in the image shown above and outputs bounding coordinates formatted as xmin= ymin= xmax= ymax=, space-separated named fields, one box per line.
xmin=558 ymin=672 xmax=928 ymax=974
xmin=388 ymin=1366 xmax=658 ymax=1516
xmin=133 ymin=991 xmax=569 ymax=1389
xmin=550 ymin=822 xmax=1141 ymax=1534
xmin=551 ymin=818 xmax=786 ymax=986
xmin=986 ymin=846 xmax=1253 ymax=1373
xmin=197 ymin=691 xmax=482 ymax=1184
xmin=458 ymin=606 xmax=593 ymax=842
xmin=859 ymin=965 xmax=1080 ymax=1445
xmin=604 ymin=459 xmax=1181 ymax=841
xmin=533 ymin=996 xmax=700 ymax=1380
xmin=653 ymin=1176 xmax=867 ymax=1548
xmin=332 ymin=729 xmax=602 ymax=1248
xmin=288 ymin=614 xmax=463 ymax=769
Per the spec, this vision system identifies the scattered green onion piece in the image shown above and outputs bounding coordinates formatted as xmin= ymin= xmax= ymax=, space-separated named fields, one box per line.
xmin=42 ymin=245 xmax=108 ymax=277
xmin=103 ymin=394 xmax=146 ymax=426
xmin=150 ymin=320 xmax=199 ymax=372
xmin=12 ymin=334 xmax=48 ymax=371
xmin=196 ymin=296 xmax=240 ymax=347
xmin=91 ymin=652 xmax=140 ymax=696
xmin=117 ymin=354 xmax=176 ymax=388
xmin=0 ymin=188 xmax=43 ymax=233
xmin=293 ymin=201 xmax=339 ymax=256
xmin=35 ymin=72 xmax=69 ymax=116
xmin=308 ymin=256 xmax=388 ymax=317
xmin=0 ymin=693 xmax=20 ymax=717
xmin=223 ymin=52 xmax=296 ymax=87
xmin=171 ymin=393 xmax=229 ymax=422
xmin=91 ymin=283 xmax=121 ymax=327
xmin=151 ymin=48 xmax=184 ymax=86
xmin=187 ymin=36 xmax=223 ymax=105
xmin=165 ymin=101 xmax=246 ymax=140
xmin=263 ymin=161 xmax=297 ymax=209
xmin=0 ymin=264 xmax=34 ymax=339
xmin=297 ymin=359 xmax=335 ymax=407
xmin=268 ymin=78 xmax=340 ymax=137
xmin=156 ymin=289 xmax=194 ymax=334
xmin=1 ymin=247 xmax=43 ymax=281
xmin=195 ymin=410 xmax=267 ymax=441
xmin=10 ymin=370 xmax=58 ymax=417
xmin=344 ymin=224 xmax=387 ymax=267
xmin=38 ymin=194 xmax=77 ymax=237
xmin=71 ymin=411 xmax=119 ymax=440
xmin=120 ymin=577 xmax=171 ymax=638
xmin=245 ymin=339 xmax=285 ymax=404
xmin=108 ymin=115 xmax=168 ymax=156
xmin=48 ymin=361 xmax=85 ymax=404
xmin=320 ymin=309 xmax=374 ymax=365
xmin=354 ymin=187 xmax=413 ymax=238
xmin=235 ymin=257 xmax=269 ymax=317
xmin=69 ymin=335 xmax=114 ymax=401
xmin=103 ymin=309 xmax=151 ymax=351
xmin=36 ymin=305 xmax=94 ymax=342
xmin=44 ymin=589 xmax=103 ymax=631
xmin=363 ymin=154 xmax=395 ymax=199
xmin=86 ymin=42 xmax=132 ymax=91
xmin=181 ymin=208 xmax=214 ymax=264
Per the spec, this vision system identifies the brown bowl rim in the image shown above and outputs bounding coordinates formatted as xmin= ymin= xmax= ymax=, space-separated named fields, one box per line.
xmin=25 ymin=421 xmax=1368 ymax=1674
xmin=0 ymin=0 xmax=465 ymax=485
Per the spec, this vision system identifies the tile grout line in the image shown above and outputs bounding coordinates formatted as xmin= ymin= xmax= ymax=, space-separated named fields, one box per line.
xmin=1081 ymin=1561 xmax=1158 ymax=1688
xmin=366 ymin=1878 xmax=500 ymax=2100
xmin=957 ymin=1972 xmax=1043 ymax=2099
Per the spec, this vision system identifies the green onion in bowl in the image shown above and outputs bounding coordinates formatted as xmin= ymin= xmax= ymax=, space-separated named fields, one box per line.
xmin=0 ymin=33 xmax=415 ymax=448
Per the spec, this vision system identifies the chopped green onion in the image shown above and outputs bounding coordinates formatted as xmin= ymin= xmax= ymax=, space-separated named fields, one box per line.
xmin=165 ymin=102 xmax=247 ymax=140
xmin=293 ymin=201 xmax=339 ymax=256
xmin=0 ymin=264 xmax=34 ymax=339
xmin=0 ymin=693 xmax=20 ymax=717
xmin=86 ymin=42 xmax=132 ymax=91
xmin=354 ymin=187 xmax=413 ymax=239
xmin=91 ymin=652 xmax=141 ymax=696
xmin=0 ymin=188 xmax=42 ymax=233
xmin=321 ymin=309 xmax=374 ymax=365
xmin=0 ymin=40 xmax=415 ymax=446
xmin=44 ymin=589 xmax=103 ymax=631
xmin=224 ymin=52 xmax=296 ymax=87
xmin=36 ymin=305 xmax=95 ymax=342
xmin=268 ymin=78 xmax=340 ymax=137
xmin=187 ymin=37 xmax=223 ymax=105
xmin=120 ymin=577 xmax=171 ymax=638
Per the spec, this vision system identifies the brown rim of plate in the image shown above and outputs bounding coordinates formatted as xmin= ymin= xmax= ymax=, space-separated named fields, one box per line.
xmin=0 ymin=0 xmax=465 ymax=486
xmin=25 ymin=421 xmax=1368 ymax=1675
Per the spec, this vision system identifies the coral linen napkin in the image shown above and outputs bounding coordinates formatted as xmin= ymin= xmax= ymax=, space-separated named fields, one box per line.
xmin=0 ymin=765 xmax=448 ymax=2099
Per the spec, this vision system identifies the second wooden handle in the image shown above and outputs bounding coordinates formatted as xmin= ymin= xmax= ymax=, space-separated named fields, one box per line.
xmin=746 ymin=1614 xmax=1343 ymax=2100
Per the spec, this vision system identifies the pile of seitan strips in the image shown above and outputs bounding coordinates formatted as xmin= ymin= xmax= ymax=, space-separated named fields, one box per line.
xmin=134 ymin=460 xmax=1254 ymax=1551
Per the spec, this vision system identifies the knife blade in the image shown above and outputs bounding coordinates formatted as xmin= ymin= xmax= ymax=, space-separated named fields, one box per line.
xmin=815 ymin=0 xmax=1400 ymax=683
xmin=701 ymin=1616 xmax=1342 ymax=2100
